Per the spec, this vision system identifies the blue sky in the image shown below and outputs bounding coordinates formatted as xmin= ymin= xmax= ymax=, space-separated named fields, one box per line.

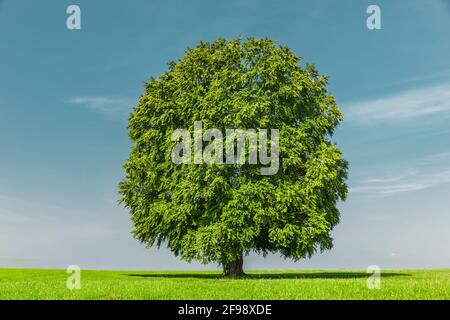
xmin=1 ymin=0 xmax=450 ymax=270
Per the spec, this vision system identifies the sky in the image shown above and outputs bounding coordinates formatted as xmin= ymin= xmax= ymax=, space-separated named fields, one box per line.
xmin=1 ymin=0 xmax=450 ymax=271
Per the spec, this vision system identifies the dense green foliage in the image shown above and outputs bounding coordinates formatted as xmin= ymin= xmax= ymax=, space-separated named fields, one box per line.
xmin=1 ymin=269 xmax=449 ymax=300
xmin=119 ymin=37 xmax=348 ymax=274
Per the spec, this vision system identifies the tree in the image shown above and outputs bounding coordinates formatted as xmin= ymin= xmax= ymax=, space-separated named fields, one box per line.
xmin=119 ymin=37 xmax=348 ymax=277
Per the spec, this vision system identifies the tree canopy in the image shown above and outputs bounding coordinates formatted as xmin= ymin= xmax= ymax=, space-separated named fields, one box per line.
xmin=119 ymin=37 xmax=348 ymax=277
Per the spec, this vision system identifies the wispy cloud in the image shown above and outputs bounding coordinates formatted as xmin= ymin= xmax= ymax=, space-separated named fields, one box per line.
xmin=345 ymin=83 xmax=450 ymax=122
xmin=351 ymin=153 xmax=450 ymax=196
xmin=351 ymin=180 xmax=433 ymax=195
xmin=67 ymin=96 xmax=134 ymax=117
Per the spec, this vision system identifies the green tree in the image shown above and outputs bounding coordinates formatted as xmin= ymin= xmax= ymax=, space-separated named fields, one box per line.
xmin=119 ymin=37 xmax=348 ymax=277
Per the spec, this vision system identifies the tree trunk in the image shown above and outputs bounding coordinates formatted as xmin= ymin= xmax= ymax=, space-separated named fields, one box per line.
xmin=223 ymin=253 xmax=245 ymax=278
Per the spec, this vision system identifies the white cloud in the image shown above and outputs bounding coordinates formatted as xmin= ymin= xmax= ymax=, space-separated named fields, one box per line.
xmin=351 ymin=153 xmax=450 ymax=196
xmin=67 ymin=96 xmax=134 ymax=116
xmin=350 ymin=181 xmax=431 ymax=195
xmin=365 ymin=176 xmax=406 ymax=184
xmin=345 ymin=83 xmax=450 ymax=122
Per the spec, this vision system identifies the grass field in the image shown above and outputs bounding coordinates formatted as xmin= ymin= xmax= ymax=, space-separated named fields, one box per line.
xmin=0 ymin=268 xmax=449 ymax=300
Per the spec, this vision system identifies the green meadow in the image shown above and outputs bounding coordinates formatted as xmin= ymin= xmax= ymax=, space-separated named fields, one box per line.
xmin=0 ymin=269 xmax=449 ymax=300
